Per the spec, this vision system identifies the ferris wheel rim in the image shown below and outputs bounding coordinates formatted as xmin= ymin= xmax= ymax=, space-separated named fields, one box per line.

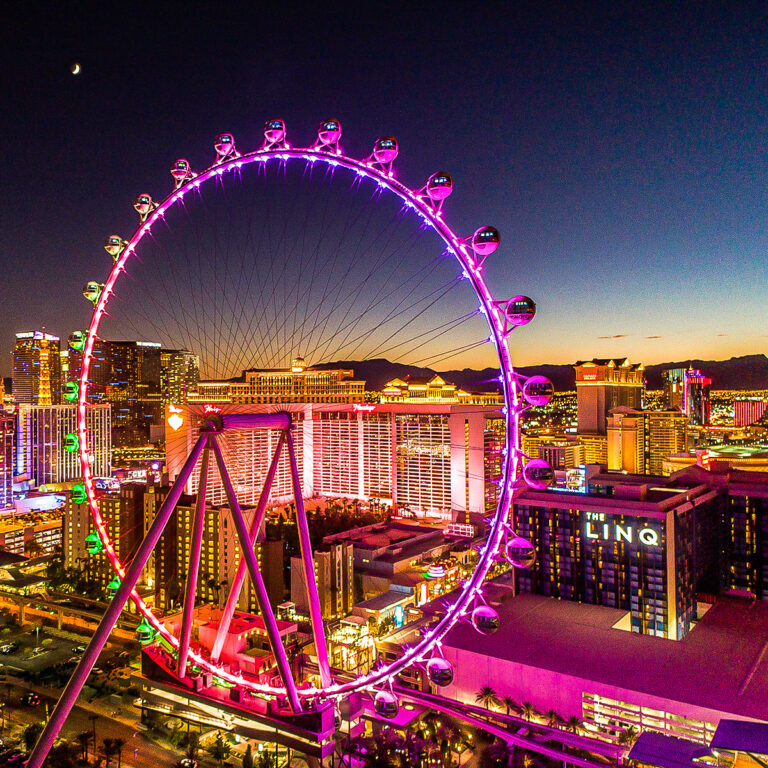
xmin=76 ymin=139 xmax=520 ymax=700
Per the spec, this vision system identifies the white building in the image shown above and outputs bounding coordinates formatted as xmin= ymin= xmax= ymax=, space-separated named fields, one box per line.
xmin=16 ymin=404 xmax=111 ymax=485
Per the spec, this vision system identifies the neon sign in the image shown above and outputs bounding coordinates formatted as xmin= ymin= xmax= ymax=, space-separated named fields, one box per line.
xmin=203 ymin=404 xmax=223 ymax=414
xmin=584 ymin=511 xmax=660 ymax=547
xmin=582 ymin=373 xmax=598 ymax=381
xmin=167 ymin=404 xmax=184 ymax=431
xmin=353 ymin=404 xmax=376 ymax=412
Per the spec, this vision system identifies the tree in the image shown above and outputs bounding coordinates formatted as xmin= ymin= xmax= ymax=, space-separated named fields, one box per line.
xmin=23 ymin=723 xmax=44 ymax=751
xmin=206 ymin=732 xmax=231 ymax=768
xmin=565 ymin=715 xmax=583 ymax=734
xmin=181 ymin=732 xmax=200 ymax=761
xmin=47 ymin=742 xmax=79 ymax=768
xmin=113 ymin=737 xmax=126 ymax=768
xmin=501 ymin=695 xmax=519 ymax=717
xmin=25 ymin=540 xmax=44 ymax=559
xmin=242 ymin=744 xmax=254 ymax=768
xmin=545 ymin=709 xmax=563 ymax=729
xmin=475 ymin=686 xmax=500 ymax=710
xmin=102 ymin=738 xmax=118 ymax=768
xmin=480 ymin=741 xmax=510 ymax=768
xmin=77 ymin=731 xmax=92 ymax=761
xmin=618 ymin=726 xmax=639 ymax=747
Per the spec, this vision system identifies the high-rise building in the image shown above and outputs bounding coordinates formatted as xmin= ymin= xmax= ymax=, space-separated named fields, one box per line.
xmin=68 ymin=338 xmax=171 ymax=445
xmin=12 ymin=331 xmax=62 ymax=405
xmin=191 ymin=357 xmax=365 ymax=404
xmin=607 ymin=407 xmax=687 ymax=476
xmin=291 ymin=542 xmax=354 ymax=620
xmin=64 ymin=482 xmax=158 ymax=605
xmin=684 ymin=369 xmax=711 ymax=426
xmin=607 ymin=407 xmax=645 ymax=474
xmin=16 ymin=404 xmax=111 ymax=485
xmin=540 ymin=441 xmax=586 ymax=470
xmin=160 ymin=349 xmax=199 ymax=406
xmin=661 ymin=368 xmax=686 ymax=410
xmin=514 ymin=471 xmax=720 ymax=639
xmin=575 ymin=359 xmax=644 ymax=435
xmin=734 ymin=399 xmax=768 ymax=427
xmin=108 ymin=341 xmax=163 ymax=444
xmin=0 ymin=412 xmax=13 ymax=511
xmin=380 ymin=375 xmax=501 ymax=405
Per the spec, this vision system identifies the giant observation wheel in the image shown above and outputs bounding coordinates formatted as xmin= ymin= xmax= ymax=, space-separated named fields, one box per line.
xmin=31 ymin=119 xmax=555 ymax=766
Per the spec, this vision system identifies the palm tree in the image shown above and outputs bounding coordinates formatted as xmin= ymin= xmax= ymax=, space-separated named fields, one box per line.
xmin=475 ymin=685 xmax=500 ymax=710
xmin=114 ymin=737 xmax=126 ymax=768
xmin=206 ymin=732 xmax=231 ymax=768
xmin=23 ymin=723 xmax=44 ymax=751
xmin=77 ymin=731 xmax=92 ymax=761
xmin=103 ymin=738 xmax=118 ymax=768
xmin=501 ymin=695 xmax=519 ymax=717
xmin=521 ymin=702 xmax=539 ymax=722
xmin=242 ymin=743 xmax=254 ymax=768
xmin=545 ymin=709 xmax=564 ymax=729
xmin=565 ymin=715 xmax=583 ymax=734
xmin=618 ymin=725 xmax=639 ymax=747
xmin=181 ymin=731 xmax=200 ymax=761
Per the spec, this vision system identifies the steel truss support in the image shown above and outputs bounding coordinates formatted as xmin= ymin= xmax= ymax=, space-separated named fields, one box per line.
xmin=287 ymin=429 xmax=332 ymax=689
xmin=27 ymin=435 xmax=209 ymax=768
xmin=211 ymin=430 xmax=287 ymax=662
xmin=178 ymin=436 xmax=210 ymax=677
xmin=210 ymin=436 xmax=303 ymax=713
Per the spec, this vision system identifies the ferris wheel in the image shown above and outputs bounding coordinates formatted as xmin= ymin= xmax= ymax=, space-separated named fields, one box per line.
xmin=29 ymin=119 xmax=556 ymax=767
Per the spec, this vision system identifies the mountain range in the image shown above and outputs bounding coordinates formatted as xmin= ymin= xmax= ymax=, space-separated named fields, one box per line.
xmin=315 ymin=354 xmax=768 ymax=392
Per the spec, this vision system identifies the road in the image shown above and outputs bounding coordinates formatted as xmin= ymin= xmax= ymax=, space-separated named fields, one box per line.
xmin=3 ymin=679 xmax=180 ymax=768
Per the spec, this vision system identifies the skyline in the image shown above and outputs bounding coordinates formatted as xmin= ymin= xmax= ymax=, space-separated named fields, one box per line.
xmin=3 ymin=3 xmax=768 ymax=371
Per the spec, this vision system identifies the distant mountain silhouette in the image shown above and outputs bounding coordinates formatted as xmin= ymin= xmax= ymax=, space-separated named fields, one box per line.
xmin=315 ymin=354 xmax=768 ymax=392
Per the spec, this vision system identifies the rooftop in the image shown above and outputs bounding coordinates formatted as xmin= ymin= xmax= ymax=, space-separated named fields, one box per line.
xmin=354 ymin=589 xmax=413 ymax=612
xmin=443 ymin=592 xmax=768 ymax=722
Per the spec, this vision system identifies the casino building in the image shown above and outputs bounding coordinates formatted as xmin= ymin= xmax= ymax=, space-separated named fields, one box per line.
xmin=513 ymin=471 xmax=720 ymax=639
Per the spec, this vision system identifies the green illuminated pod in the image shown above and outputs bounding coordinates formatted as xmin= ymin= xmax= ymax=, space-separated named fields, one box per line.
xmin=63 ymin=382 xmax=78 ymax=402
xmin=64 ymin=433 xmax=79 ymax=453
xmin=71 ymin=483 xmax=87 ymax=504
xmin=85 ymin=532 xmax=103 ymax=555
xmin=106 ymin=576 xmax=121 ymax=598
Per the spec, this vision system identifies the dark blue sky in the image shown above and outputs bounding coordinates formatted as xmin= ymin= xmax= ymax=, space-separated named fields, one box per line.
xmin=2 ymin=1 xmax=767 ymax=375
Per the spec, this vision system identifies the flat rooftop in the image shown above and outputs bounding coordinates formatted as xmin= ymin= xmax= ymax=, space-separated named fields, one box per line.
xmin=354 ymin=589 xmax=413 ymax=612
xmin=443 ymin=592 xmax=768 ymax=722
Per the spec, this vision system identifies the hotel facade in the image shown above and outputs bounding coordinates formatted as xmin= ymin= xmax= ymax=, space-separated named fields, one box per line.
xmin=513 ymin=472 xmax=720 ymax=639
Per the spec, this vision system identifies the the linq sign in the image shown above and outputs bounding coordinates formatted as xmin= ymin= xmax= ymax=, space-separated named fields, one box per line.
xmin=582 ymin=511 xmax=660 ymax=548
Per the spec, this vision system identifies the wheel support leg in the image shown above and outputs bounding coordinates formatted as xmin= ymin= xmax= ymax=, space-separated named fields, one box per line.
xmin=27 ymin=434 xmax=209 ymax=768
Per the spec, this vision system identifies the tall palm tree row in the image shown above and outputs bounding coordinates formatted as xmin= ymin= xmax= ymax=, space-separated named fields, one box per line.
xmin=475 ymin=686 xmax=501 ymax=710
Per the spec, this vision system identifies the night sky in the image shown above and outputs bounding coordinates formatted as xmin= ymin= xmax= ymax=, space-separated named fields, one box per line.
xmin=2 ymin=1 xmax=768 ymax=377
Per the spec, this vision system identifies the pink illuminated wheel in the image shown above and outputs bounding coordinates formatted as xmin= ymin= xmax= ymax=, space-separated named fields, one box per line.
xmin=29 ymin=120 xmax=557 ymax=767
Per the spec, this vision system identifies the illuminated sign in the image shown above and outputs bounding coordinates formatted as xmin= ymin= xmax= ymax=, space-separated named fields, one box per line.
xmin=15 ymin=332 xmax=34 ymax=339
xmin=353 ymin=404 xmax=376 ymax=412
xmin=203 ymin=404 xmax=223 ymax=415
xmin=584 ymin=511 xmax=660 ymax=547
xmin=582 ymin=373 xmax=598 ymax=381
xmin=137 ymin=341 xmax=161 ymax=347
xmin=167 ymin=404 xmax=184 ymax=431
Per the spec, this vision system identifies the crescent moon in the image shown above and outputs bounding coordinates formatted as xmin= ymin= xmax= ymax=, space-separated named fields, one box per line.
xmin=71 ymin=63 xmax=81 ymax=75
